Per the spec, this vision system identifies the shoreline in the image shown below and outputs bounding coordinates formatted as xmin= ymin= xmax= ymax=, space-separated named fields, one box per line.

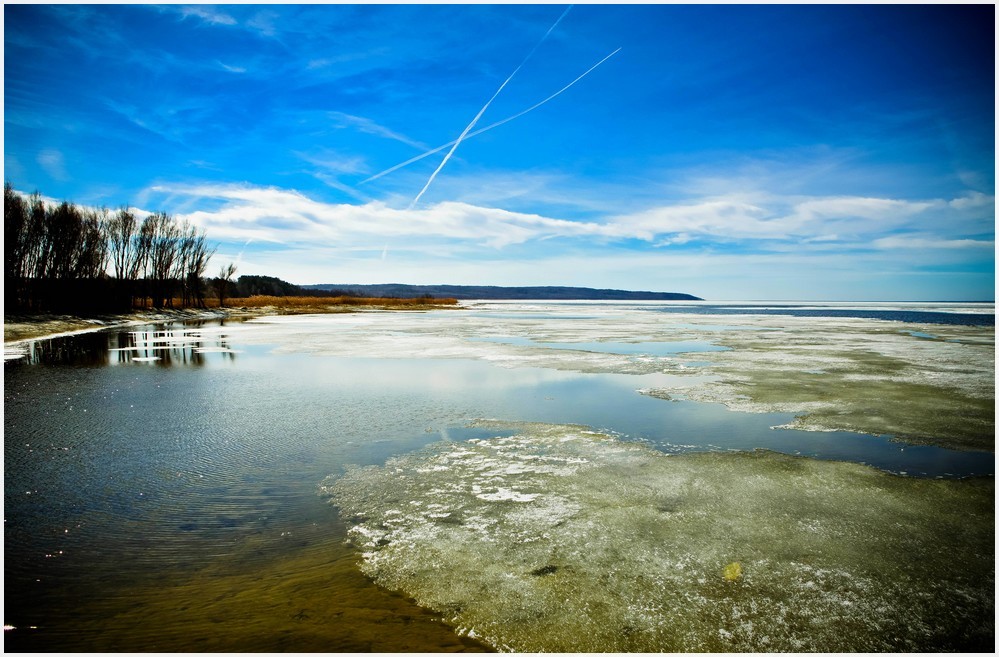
xmin=3 ymin=301 xmax=458 ymax=345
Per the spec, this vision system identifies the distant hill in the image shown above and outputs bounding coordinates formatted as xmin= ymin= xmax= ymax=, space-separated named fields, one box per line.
xmin=302 ymin=283 xmax=702 ymax=301
xmin=234 ymin=275 xmax=307 ymax=298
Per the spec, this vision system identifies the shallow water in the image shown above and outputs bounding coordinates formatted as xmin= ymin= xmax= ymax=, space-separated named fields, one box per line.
xmin=648 ymin=300 xmax=996 ymax=326
xmin=469 ymin=335 xmax=732 ymax=356
xmin=3 ymin=302 xmax=995 ymax=651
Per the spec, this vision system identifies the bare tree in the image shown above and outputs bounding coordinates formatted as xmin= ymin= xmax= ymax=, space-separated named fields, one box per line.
xmin=217 ymin=262 xmax=237 ymax=307
xmin=5 ymin=182 xmax=29 ymax=306
xmin=24 ymin=193 xmax=49 ymax=285
xmin=107 ymin=206 xmax=136 ymax=281
xmin=185 ymin=226 xmax=216 ymax=308
xmin=43 ymin=201 xmax=84 ymax=281
xmin=142 ymin=212 xmax=182 ymax=307
xmin=4 ymin=182 xmax=222 ymax=312
xmin=75 ymin=207 xmax=109 ymax=280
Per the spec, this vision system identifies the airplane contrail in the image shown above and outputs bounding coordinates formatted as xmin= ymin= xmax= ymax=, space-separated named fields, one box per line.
xmin=408 ymin=6 xmax=573 ymax=209
xmin=362 ymin=47 xmax=621 ymax=186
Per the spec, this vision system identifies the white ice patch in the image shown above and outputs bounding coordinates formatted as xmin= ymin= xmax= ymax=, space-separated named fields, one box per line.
xmin=474 ymin=488 xmax=538 ymax=502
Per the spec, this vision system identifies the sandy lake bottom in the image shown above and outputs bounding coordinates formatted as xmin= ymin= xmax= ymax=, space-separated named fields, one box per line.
xmin=3 ymin=301 xmax=994 ymax=651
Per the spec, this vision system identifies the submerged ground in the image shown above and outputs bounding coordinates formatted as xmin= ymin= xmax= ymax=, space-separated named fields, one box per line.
xmin=4 ymin=300 xmax=994 ymax=652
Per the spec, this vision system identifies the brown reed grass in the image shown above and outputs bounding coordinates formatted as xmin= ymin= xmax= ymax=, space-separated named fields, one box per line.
xmin=198 ymin=295 xmax=459 ymax=310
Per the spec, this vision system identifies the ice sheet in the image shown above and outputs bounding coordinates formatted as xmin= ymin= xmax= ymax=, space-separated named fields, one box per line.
xmin=324 ymin=422 xmax=994 ymax=652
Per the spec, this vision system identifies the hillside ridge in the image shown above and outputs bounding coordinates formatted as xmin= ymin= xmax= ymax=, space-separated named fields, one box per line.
xmin=303 ymin=283 xmax=702 ymax=301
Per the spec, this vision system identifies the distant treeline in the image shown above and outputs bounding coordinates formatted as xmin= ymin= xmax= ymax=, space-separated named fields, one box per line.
xmin=231 ymin=275 xmax=356 ymax=298
xmin=5 ymin=182 xmax=216 ymax=313
xmin=303 ymin=283 xmax=703 ymax=301
xmin=229 ymin=275 xmax=440 ymax=301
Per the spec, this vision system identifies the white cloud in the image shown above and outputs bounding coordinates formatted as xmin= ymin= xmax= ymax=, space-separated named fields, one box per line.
xmin=871 ymin=235 xmax=995 ymax=250
xmin=153 ymin=183 xmax=616 ymax=248
xmin=789 ymin=196 xmax=933 ymax=221
xmin=610 ymin=200 xmax=779 ymax=240
xmin=247 ymin=10 xmax=280 ymax=37
xmin=218 ymin=61 xmax=247 ymax=74
xmin=37 ymin=149 xmax=69 ymax=181
xmin=157 ymin=178 xmax=987 ymax=301
xmin=178 ymin=6 xmax=237 ymax=26
xmin=147 ymin=182 xmax=995 ymax=263
xmin=948 ymin=191 xmax=993 ymax=210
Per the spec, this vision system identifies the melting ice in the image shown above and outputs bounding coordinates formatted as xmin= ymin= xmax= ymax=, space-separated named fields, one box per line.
xmin=324 ymin=423 xmax=993 ymax=652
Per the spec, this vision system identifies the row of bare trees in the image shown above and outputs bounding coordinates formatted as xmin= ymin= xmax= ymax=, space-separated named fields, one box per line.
xmin=5 ymin=182 xmax=219 ymax=312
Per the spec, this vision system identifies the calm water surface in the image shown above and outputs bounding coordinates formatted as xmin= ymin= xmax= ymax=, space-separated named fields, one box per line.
xmin=3 ymin=307 xmax=993 ymax=651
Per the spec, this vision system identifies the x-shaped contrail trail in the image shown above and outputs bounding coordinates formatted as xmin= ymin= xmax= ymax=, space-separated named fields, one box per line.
xmin=362 ymin=46 xmax=621 ymax=187
xmin=407 ymin=6 xmax=573 ymax=209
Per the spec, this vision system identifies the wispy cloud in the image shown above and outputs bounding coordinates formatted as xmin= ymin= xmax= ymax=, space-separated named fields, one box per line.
xmin=102 ymin=98 xmax=196 ymax=145
xmin=246 ymin=10 xmax=280 ymax=38
xmin=361 ymin=47 xmax=622 ymax=186
xmin=312 ymin=174 xmax=374 ymax=204
xmin=37 ymin=149 xmax=69 ymax=181
xmin=176 ymin=5 xmax=237 ymax=26
xmin=296 ymin=150 xmax=369 ymax=176
xmin=329 ymin=112 xmax=429 ymax=151
xmin=293 ymin=150 xmax=374 ymax=203
xmin=612 ymin=193 xmax=993 ymax=247
xmin=871 ymin=235 xmax=995 ymax=251
xmin=410 ymin=6 xmax=574 ymax=208
xmin=218 ymin=61 xmax=247 ymax=74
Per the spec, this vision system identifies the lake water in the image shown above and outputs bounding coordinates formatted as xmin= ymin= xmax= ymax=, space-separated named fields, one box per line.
xmin=4 ymin=301 xmax=994 ymax=651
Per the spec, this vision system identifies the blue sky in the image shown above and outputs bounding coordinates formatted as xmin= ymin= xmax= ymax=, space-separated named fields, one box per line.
xmin=4 ymin=3 xmax=994 ymax=300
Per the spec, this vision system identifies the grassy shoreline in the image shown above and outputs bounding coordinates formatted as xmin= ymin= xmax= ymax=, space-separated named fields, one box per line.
xmin=3 ymin=295 xmax=460 ymax=343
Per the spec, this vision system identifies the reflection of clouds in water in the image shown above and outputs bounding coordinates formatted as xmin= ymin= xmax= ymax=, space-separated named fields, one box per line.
xmin=226 ymin=303 xmax=995 ymax=474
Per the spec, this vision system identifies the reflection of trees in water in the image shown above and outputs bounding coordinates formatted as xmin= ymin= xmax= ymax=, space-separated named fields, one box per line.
xmin=20 ymin=331 xmax=113 ymax=366
xmin=16 ymin=324 xmax=237 ymax=367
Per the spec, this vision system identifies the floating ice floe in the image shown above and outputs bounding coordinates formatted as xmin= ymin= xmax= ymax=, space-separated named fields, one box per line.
xmin=324 ymin=422 xmax=994 ymax=653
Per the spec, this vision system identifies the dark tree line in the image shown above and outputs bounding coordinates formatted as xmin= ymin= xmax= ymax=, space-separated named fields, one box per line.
xmin=5 ymin=182 xmax=217 ymax=313
xmin=229 ymin=275 xmax=368 ymax=299
xmin=233 ymin=274 xmax=310 ymax=297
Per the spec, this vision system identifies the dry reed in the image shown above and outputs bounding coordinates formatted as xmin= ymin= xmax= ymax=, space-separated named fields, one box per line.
xmin=193 ymin=295 xmax=459 ymax=310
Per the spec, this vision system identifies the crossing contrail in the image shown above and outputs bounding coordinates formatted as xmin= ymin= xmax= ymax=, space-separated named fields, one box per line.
xmin=408 ymin=6 xmax=573 ymax=209
xmin=362 ymin=47 xmax=621 ymax=186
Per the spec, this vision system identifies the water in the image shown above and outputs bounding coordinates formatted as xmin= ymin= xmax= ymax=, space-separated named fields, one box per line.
xmin=3 ymin=302 xmax=994 ymax=651
xmin=4 ymin=330 xmax=493 ymax=651
xmin=649 ymin=301 xmax=995 ymax=326
xmin=469 ymin=335 xmax=732 ymax=356
xmin=472 ymin=300 xmax=995 ymax=326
